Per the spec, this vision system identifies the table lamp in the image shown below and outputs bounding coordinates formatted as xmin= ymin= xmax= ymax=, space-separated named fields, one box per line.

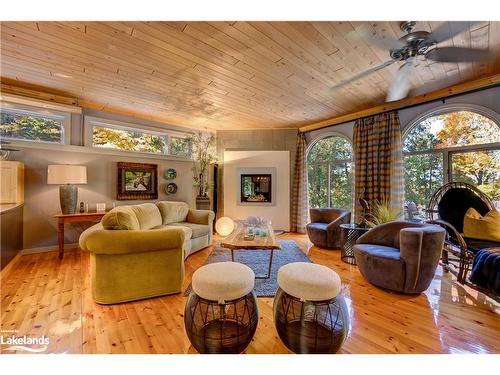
xmin=47 ymin=164 xmax=87 ymax=214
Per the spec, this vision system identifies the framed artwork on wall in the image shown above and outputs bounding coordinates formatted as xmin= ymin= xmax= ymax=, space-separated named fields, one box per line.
xmin=117 ymin=162 xmax=158 ymax=200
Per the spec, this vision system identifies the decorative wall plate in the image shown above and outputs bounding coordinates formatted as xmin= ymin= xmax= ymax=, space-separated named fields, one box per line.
xmin=164 ymin=168 xmax=177 ymax=180
xmin=165 ymin=182 xmax=178 ymax=195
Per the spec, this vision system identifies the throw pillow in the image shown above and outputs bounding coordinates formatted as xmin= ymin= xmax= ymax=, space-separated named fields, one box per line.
xmin=463 ymin=208 xmax=500 ymax=242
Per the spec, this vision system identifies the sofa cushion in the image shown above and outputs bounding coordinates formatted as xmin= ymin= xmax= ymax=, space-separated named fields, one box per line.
xmin=133 ymin=203 xmax=163 ymax=229
xmin=101 ymin=203 xmax=162 ymax=230
xmin=167 ymin=222 xmax=209 ymax=239
xmin=102 ymin=206 xmax=141 ymax=230
xmin=155 ymin=224 xmax=193 ymax=239
xmin=157 ymin=201 xmax=189 ymax=224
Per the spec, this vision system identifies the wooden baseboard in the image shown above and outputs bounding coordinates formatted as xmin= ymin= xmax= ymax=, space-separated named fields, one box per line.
xmin=0 ymin=252 xmax=22 ymax=278
xmin=20 ymin=243 xmax=79 ymax=255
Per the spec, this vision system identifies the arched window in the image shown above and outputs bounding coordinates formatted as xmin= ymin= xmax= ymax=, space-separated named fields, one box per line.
xmin=307 ymin=135 xmax=354 ymax=210
xmin=403 ymin=108 xmax=500 ymax=216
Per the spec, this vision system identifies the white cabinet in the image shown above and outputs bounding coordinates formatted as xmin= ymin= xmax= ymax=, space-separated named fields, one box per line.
xmin=0 ymin=161 xmax=24 ymax=204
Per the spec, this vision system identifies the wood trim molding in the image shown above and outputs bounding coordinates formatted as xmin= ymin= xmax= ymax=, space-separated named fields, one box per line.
xmin=0 ymin=91 xmax=82 ymax=114
xmin=20 ymin=243 xmax=79 ymax=255
xmin=299 ymin=73 xmax=500 ymax=133
xmin=0 ymin=252 xmax=22 ymax=278
xmin=1 ymin=81 xmax=78 ymax=105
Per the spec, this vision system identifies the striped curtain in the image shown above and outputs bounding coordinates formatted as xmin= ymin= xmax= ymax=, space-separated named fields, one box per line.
xmin=353 ymin=111 xmax=404 ymax=223
xmin=291 ymin=132 xmax=309 ymax=233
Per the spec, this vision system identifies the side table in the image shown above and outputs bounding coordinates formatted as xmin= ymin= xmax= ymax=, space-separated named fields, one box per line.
xmin=339 ymin=224 xmax=370 ymax=265
xmin=55 ymin=212 xmax=106 ymax=259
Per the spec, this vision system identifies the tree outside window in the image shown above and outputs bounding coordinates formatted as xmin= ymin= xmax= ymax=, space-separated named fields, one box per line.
xmin=92 ymin=126 xmax=167 ymax=154
xmin=0 ymin=110 xmax=63 ymax=143
xmin=169 ymin=136 xmax=191 ymax=157
xmin=307 ymin=135 xmax=354 ymax=211
xmin=403 ymin=110 xmax=500 ymax=215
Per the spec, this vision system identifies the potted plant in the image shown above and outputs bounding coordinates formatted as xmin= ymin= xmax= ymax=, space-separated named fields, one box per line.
xmin=366 ymin=199 xmax=403 ymax=228
xmin=188 ymin=132 xmax=217 ymax=210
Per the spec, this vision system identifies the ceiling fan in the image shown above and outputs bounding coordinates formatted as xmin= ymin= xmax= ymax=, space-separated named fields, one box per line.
xmin=332 ymin=21 xmax=491 ymax=102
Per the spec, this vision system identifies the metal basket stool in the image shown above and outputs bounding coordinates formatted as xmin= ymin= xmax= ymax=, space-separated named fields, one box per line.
xmin=273 ymin=262 xmax=349 ymax=353
xmin=184 ymin=262 xmax=259 ymax=354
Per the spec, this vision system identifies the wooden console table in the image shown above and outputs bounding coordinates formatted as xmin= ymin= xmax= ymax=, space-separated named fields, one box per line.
xmin=55 ymin=212 xmax=106 ymax=259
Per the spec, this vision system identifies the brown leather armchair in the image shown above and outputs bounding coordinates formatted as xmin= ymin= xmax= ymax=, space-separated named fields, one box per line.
xmin=306 ymin=208 xmax=351 ymax=249
xmin=353 ymin=221 xmax=445 ymax=294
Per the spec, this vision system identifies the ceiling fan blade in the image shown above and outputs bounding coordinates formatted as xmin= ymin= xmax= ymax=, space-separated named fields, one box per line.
xmin=331 ymin=59 xmax=395 ymax=90
xmin=427 ymin=21 xmax=477 ymax=44
xmin=353 ymin=24 xmax=406 ymax=51
xmin=386 ymin=62 xmax=414 ymax=102
xmin=426 ymin=47 xmax=492 ymax=62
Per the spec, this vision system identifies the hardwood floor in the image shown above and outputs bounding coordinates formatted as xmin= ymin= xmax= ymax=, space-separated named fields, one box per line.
xmin=1 ymin=233 xmax=499 ymax=354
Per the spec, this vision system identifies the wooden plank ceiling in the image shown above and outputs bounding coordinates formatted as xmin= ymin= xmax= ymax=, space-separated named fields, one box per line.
xmin=1 ymin=21 xmax=499 ymax=130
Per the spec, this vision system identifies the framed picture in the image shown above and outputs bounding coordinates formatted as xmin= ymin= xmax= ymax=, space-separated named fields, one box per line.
xmin=117 ymin=162 xmax=158 ymax=200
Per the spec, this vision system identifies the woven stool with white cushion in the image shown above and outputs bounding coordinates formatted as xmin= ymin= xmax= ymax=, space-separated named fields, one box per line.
xmin=273 ymin=262 xmax=349 ymax=353
xmin=184 ymin=262 xmax=259 ymax=354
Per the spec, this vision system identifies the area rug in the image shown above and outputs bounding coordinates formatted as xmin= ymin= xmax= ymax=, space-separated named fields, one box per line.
xmin=184 ymin=240 xmax=312 ymax=298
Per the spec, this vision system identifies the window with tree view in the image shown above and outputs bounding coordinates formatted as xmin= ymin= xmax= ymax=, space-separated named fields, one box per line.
xmin=307 ymin=135 xmax=353 ymax=211
xmin=169 ymin=136 xmax=191 ymax=157
xmin=0 ymin=109 xmax=64 ymax=143
xmin=403 ymin=110 xmax=500 ymax=219
xmin=92 ymin=125 xmax=167 ymax=154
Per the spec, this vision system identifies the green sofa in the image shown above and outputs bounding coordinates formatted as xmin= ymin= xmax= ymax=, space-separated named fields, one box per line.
xmin=79 ymin=201 xmax=215 ymax=304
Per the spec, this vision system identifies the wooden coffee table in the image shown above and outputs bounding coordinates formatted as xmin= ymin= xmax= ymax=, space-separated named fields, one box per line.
xmin=220 ymin=220 xmax=281 ymax=279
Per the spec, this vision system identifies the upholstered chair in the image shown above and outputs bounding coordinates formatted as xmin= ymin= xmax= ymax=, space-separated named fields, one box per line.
xmin=353 ymin=221 xmax=446 ymax=294
xmin=306 ymin=208 xmax=351 ymax=249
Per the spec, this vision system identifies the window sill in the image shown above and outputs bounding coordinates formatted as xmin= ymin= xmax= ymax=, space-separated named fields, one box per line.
xmin=4 ymin=139 xmax=194 ymax=163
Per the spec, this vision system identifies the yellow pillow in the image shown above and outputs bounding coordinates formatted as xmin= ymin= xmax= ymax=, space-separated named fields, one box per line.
xmin=463 ymin=208 xmax=500 ymax=242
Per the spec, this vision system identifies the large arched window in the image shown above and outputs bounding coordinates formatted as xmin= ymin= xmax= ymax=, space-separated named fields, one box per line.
xmin=403 ymin=108 xmax=500 ymax=215
xmin=307 ymin=135 xmax=354 ymax=210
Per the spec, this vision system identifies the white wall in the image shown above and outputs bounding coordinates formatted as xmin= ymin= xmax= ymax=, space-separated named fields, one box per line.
xmin=223 ymin=150 xmax=290 ymax=231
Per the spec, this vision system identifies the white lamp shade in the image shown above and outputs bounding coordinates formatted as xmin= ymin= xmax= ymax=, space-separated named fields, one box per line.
xmin=215 ymin=217 xmax=235 ymax=237
xmin=47 ymin=165 xmax=87 ymax=185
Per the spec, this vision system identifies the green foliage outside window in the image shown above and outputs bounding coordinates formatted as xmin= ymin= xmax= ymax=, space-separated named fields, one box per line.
xmin=169 ymin=136 xmax=191 ymax=157
xmin=0 ymin=111 xmax=63 ymax=143
xmin=403 ymin=111 xmax=500 ymax=210
xmin=92 ymin=126 xmax=166 ymax=154
xmin=307 ymin=136 xmax=353 ymax=211
xmin=403 ymin=120 xmax=444 ymax=207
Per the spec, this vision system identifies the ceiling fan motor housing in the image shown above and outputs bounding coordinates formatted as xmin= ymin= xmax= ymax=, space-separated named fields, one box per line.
xmin=390 ymin=30 xmax=434 ymax=61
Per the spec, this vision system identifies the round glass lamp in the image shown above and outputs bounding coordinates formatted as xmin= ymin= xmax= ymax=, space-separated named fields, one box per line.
xmin=215 ymin=217 xmax=235 ymax=237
